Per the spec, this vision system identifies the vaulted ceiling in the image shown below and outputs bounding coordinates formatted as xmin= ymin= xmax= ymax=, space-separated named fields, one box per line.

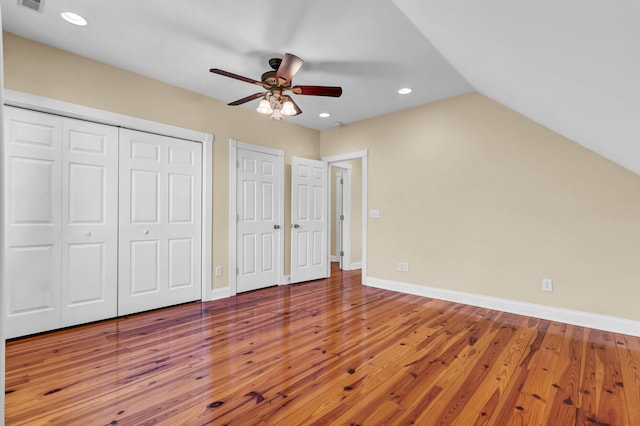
xmin=2 ymin=0 xmax=639 ymax=173
xmin=393 ymin=0 xmax=640 ymax=175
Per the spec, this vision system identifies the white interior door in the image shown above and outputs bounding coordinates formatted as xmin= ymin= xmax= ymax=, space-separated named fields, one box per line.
xmin=3 ymin=107 xmax=62 ymax=338
xmin=118 ymin=129 xmax=202 ymax=315
xmin=291 ymin=157 xmax=329 ymax=283
xmin=61 ymin=118 xmax=118 ymax=327
xmin=236 ymin=148 xmax=281 ymax=292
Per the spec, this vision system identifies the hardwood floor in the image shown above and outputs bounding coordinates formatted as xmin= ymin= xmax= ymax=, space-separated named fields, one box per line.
xmin=5 ymin=265 xmax=640 ymax=425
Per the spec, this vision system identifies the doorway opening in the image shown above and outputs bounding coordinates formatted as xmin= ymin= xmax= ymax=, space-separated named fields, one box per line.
xmin=323 ymin=151 xmax=368 ymax=282
xmin=330 ymin=162 xmax=357 ymax=271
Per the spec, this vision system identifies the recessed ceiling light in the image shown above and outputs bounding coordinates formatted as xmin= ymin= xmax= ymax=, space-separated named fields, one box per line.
xmin=319 ymin=113 xmax=330 ymax=118
xmin=398 ymin=88 xmax=412 ymax=95
xmin=61 ymin=12 xmax=87 ymax=26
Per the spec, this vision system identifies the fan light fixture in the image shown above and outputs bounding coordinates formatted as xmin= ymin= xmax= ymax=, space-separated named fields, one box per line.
xmin=256 ymin=98 xmax=273 ymax=114
xmin=281 ymin=100 xmax=296 ymax=116
xmin=61 ymin=12 xmax=87 ymax=26
xmin=256 ymin=94 xmax=297 ymax=120
xmin=210 ymin=53 xmax=343 ymax=121
xmin=271 ymin=106 xmax=284 ymax=121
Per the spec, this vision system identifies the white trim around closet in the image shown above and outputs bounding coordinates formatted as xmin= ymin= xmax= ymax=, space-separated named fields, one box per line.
xmin=3 ymin=90 xmax=215 ymax=301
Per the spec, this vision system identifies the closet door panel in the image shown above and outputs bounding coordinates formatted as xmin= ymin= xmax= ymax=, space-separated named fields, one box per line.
xmin=118 ymin=129 xmax=202 ymax=316
xmin=61 ymin=118 xmax=118 ymax=327
xmin=3 ymin=107 xmax=62 ymax=338
xmin=165 ymin=138 xmax=201 ymax=296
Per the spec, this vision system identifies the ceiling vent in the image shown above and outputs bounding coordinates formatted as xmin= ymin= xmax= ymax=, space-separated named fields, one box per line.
xmin=19 ymin=0 xmax=45 ymax=13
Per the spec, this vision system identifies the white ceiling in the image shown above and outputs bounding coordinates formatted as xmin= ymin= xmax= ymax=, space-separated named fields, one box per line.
xmin=2 ymin=1 xmax=639 ymax=174
xmin=0 ymin=0 xmax=472 ymax=130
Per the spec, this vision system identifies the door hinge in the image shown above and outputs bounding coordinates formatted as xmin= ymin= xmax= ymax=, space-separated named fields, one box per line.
xmin=340 ymin=251 xmax=344 ymax=256
xmin=340 ymin=214 xmax=345 ymax=220
xmin=236 ymin=161 xmax=240 ymax=169
xmin=340 ymin=178 xmax=344 ymax=184
xmin=237 ymin=214 xmax=239 ymax=222
xmin=236 ymin=268 xmax=239 ymax=275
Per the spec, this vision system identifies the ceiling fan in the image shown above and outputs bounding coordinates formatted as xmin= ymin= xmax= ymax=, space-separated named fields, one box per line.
xmin=210 ymin=53 xmax=342 ymax=120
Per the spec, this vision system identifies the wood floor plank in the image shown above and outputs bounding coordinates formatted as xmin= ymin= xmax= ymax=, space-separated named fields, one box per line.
xmin=544 ymin=324 xmax=584 ymax=425
xmin=502 ymin=320 xmax=567 ymax=425
xmin=423 ymin=313 xmax=532 ymax=424
xmin=616 ymin=332 xmax=640 ymax=426
xmin=450 ymin=316 xmax=541 ymax=425
xmin=5 ymin=265 xmax=640 ymax=425
xmin=577 ymin=328 xmax=630 ymax=426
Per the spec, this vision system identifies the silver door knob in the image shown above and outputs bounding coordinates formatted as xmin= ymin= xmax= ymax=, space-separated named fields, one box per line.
xmin=274 ymin=224 xmax=280 ymax=229
xmin=143 ymin=229 xmax=149 ymax=234
xmin=293 ymin=224 xmax=300 ymax=228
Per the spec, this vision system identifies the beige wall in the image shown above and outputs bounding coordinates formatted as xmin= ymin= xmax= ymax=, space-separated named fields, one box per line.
xmin=2 ymin=33 xmax=320 ymax=288
xmin=6 ymin=32 xmax=640 ymax=323
xmin=321 ymin=93 xmax=640 ymax=321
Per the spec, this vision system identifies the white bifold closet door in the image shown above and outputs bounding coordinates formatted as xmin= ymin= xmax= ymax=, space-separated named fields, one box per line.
xmin=118 ymin=129 xmax=202 ymax=316
xmin=61 ymin=118 xmax=119 ymax=326
xmin=3 ymin=107 xmax=118 ymax=338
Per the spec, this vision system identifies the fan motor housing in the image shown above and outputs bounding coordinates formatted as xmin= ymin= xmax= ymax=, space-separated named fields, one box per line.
xmin=261 ymin=71 xmax=278 ymax=87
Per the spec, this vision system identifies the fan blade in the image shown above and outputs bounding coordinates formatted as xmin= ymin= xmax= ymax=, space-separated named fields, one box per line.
xmin=276 ymin=53 xmax=304 ymax=86
xmin=284 ymin=96 xmax=303 ymax=116
xmin=227 ymin=92 xmax=266 ymax=106
xmin=210 ymin=68 xmax=266 ymax=87
xmin=291 ymin=85 xmax=342 ymax=97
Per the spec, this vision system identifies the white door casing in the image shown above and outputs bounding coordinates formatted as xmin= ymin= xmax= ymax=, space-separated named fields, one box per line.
xmin=61 ymin=118 xmax=118 ymax=327
xmin=118 ymin=129 xmax=202 ymax=315
xmin=232 ymin=142 xmax=283 ymax=293
xmin=322 ymin=150 xmax=368 ymax=283
xmin=291 ymin=157 xmax=329 ymax=283
xmin=336 ymin=170 xmax=344 ymax=269
xmin=3 ymin=107 xmax=63 ymax=338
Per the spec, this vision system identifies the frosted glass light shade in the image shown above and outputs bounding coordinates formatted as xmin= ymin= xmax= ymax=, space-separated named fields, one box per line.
xmin=270 ymin=107 xmax=284 ymax=121
xmin=281 ymin=100 xmax=296 ymax=116
xmin=256 ymin=99 xmax=273 ymax=114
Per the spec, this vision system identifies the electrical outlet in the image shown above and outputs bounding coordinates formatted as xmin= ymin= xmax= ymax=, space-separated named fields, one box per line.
xmin=397 ymin=262 xmax=403 ymax=271
xmin=215 ymin=266 xmax=222 ymax=277
xmin=402 ymin=262 xmax=409 ymax=272
xmin=542 ymin=278 xmax=553 ymax=292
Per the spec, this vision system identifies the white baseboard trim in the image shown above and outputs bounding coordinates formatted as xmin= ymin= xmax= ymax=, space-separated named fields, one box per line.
xmin=330 ymin=256 xmax=340 ymax=262
xmin=345 ymin=262 xmax=362 ymax=271
xmin=208 ymin=287 xmax=232 ymax=301
xmin=366 ymin=277 xmax=640 ymax=337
